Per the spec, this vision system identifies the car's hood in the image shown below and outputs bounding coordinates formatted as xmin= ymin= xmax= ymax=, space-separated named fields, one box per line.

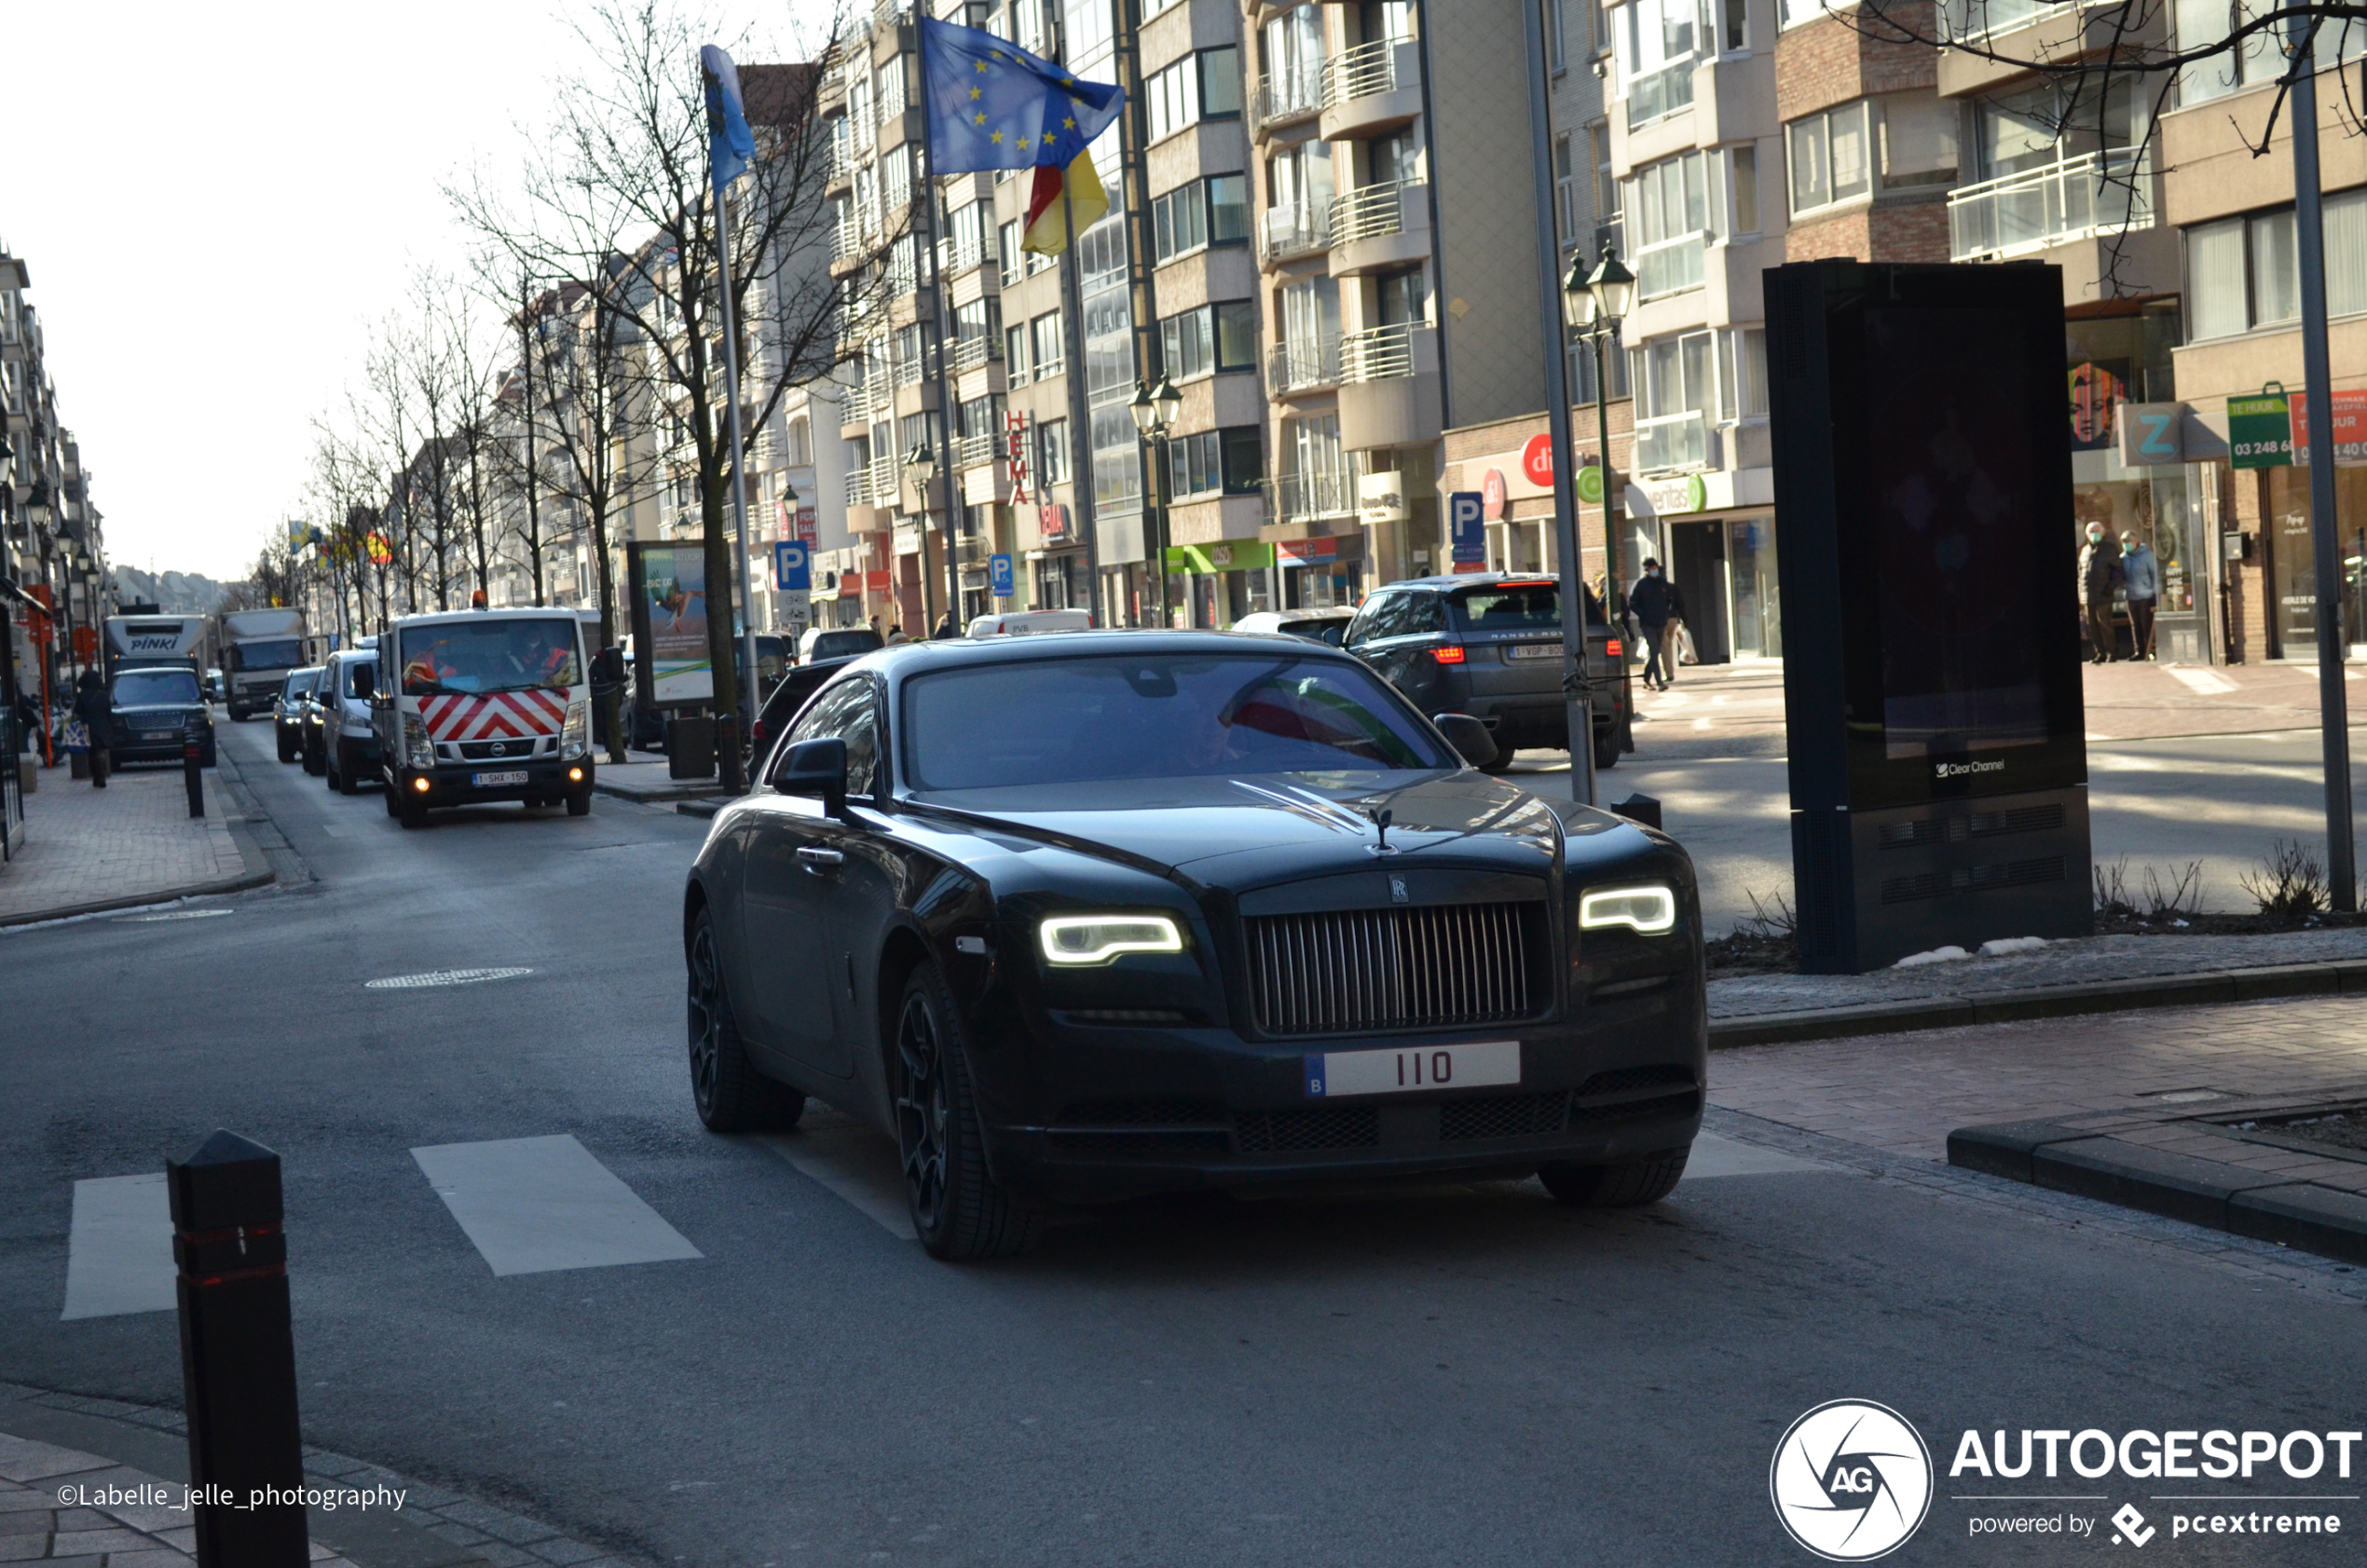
xmin=907 ymin=770 xmax=1580 ymax=888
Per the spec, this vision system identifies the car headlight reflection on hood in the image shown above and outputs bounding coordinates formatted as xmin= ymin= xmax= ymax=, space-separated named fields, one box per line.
xmin=1039 ymin=914 xmax=1185 ymax=965
xmin=1579 ymin=885 xmax=1678 ymax=934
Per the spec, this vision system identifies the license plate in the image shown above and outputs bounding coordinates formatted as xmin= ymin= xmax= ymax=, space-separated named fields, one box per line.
xmin=1506 ymin=643 xmax=1564 ymax=660
xmin=472 ymin=770 xmax=529 ymax=787
xmin=142 ymin=730 xmax=176 ymax=741
xmin=1303 ymin=1040 xmax=1521 ymax=1098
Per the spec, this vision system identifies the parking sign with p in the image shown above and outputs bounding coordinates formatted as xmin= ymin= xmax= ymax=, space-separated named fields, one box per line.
xmin=773 ymin=540 xmax=811 ymax=593
xmin=1448 ymin=491 xmax=1485 ymax=565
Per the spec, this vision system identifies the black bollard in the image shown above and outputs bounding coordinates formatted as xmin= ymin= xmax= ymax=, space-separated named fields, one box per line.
xmin=184 ymin=728 xmax=204 ymax=818
xmin=168 ymin=1130 xmax=309 ymax=1566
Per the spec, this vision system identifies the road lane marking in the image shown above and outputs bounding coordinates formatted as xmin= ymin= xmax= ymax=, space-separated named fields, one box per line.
xmin=366 ymin=967 xmax=534 ymax=989
xmin=2166 ymin=666 xmax=2239 ymax=695
xmin=411 ymin=1135 xmax=704 ymax=1276
xmin=115 ymin=908 xmax=234 ymax=923
xmin=759 ymin=1116 xmax=918 ymax=1241
xmin=62 ymin=1175 xmax=177 ymax=1320
xmin=1682 ymin=1132 xmax=1830 ymax=1179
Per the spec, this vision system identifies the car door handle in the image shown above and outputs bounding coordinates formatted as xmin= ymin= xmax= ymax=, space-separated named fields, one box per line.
xmin=798 ymin=846 xmax=845 ymax=873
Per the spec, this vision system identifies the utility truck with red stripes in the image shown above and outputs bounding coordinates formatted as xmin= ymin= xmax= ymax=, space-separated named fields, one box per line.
xmin=374 ymin=608 xmax=595 ymax=827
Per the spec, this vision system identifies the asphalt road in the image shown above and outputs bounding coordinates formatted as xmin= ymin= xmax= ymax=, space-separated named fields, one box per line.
xmin=4 ymin=716 xmax=2364 ymax=1567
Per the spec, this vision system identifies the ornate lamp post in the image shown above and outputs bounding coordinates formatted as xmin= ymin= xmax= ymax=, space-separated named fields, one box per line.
xmin=903 ymin=439 xmax=941 ymax=635
xmin=1565 ymin=247 xmax=1637 ymax=757
xmin=1129 ymin=375 xmax=1181 ymax=625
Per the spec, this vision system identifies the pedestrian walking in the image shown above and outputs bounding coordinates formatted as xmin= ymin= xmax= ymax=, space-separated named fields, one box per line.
xmin=1629 ymin=560 xmax=1686 ymax=690
xmin=72 ymin=669 xmax=112 ymax=788
xmin=2119 ymin=530 xmax=2160 ymax=661
xmin=885 ymin=623 xmax=910 ymax=646
xmin=2079 ymin=523 xmax=2123 ymax=662
xmin=932 ymin=611 xmax=956 ymax=640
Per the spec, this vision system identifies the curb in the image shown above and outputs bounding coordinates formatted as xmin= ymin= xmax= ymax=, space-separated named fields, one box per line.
xmin=1949 ymin=1119 xmax=2367 ymax=1266
xmin=1709 ymin=957 xmax=2367 ymax=1047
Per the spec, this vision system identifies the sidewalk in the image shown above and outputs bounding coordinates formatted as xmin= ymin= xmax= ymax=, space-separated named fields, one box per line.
xmin=0 ymin=1429 xmax=360 ymax=1565
xmin=587 ymin=757 xmax=737 ymax=806
xmin=0 ymin=754 xmax=270 ymax=928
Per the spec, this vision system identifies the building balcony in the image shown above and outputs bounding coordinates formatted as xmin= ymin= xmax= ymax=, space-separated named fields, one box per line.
xmin=1326 ymin=180 xmax=1431 ymax=278
xmin=1319 ymin=39 xmax=1423 ymax=142
xmin=954 ymin=431 xmax=1000 ymax=470
xmin=1635 ymin=410 xmax=1709 ymax=474
xmin=1274 ymin=470 xmax=1356 ymax=524
xmin=1260 ymin=202 xmax=1332 ymax=266
xmin=1252 ymin=64 xmax=1325 ymax=139
xmin=1948 ymin=149 xmax=2155 ymax=261
xmin=1338 ymin=324 xmax=1442 ymax=450
xmin=952 ymin=334 xmax=1002 ymax=373
xmin=1936 ymin=0 xmax=2069 ymax=44
xmin=937 ymin=234 xmax=998 ymax=283
xmin=1625 ymin=57 xmax=1697 ymax=132
xmin=1635 ymin=232 xmax=1706 ymax=300
xmin=1266 ymin=336 xmax=1342 ymax=397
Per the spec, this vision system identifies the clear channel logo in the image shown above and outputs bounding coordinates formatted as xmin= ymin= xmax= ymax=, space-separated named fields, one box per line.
xmin=1772 ymin=1400 xmax=1936 ymax=1561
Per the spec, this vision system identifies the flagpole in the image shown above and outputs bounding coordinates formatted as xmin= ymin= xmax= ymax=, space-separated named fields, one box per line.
xmin=914 ymin=7 xmax=965 ymax=635
xmin=717 ymin=181 xmax=759 ymax=737
xmin=1057 ymin=176 xmax=1103 ymax=627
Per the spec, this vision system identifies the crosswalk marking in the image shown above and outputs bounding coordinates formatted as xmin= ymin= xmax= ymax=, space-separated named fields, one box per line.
xmin=2166 ymin=665 xmax=2238 ymax=696
xmin=411 ymin=1135 xmax=703 ymax=1276
xmin=62 ymin=1174 xmax=177 ymax=1320
xmin=1682 ymin=1131 xmax=1829 ymax=1179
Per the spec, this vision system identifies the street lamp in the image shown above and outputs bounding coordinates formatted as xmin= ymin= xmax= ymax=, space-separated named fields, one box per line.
xmin=1566 ymin=245 xmax=1637 ymax=759
xmin=902 ymin=440 xmax=941 ymax=634
xmin=1130 ymin=375 xmax=1183 ymax=626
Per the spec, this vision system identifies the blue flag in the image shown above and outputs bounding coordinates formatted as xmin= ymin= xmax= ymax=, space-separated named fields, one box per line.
xmin=701 ymin=44 xmax=756 ymax=192
xmin=918 ymin=18 xmax=1125 ymax=175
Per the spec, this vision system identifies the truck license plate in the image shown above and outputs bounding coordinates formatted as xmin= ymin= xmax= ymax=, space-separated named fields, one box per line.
xmin=472 ymin=770 xmax=529 ymax=787
xmin=1302 ymin=1040 xmax=1521 ymax=1098
xmin=143 ymin=730 xmax=176 ymax=741
xmin=1506 ymin=642 xmax=1563 ymax=660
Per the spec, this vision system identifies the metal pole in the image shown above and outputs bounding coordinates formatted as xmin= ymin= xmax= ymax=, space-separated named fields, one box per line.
xmin=717 ymin=184 xmax=760 ymax=743
xmin=2288 ymin=15 xmax=2357 ymax=909
xmin=1522 ymin=0 xmax=1596 ymax=806
xmin=1056 ymin=179 xmax=1104 ymax=626
xmin=1593 ymin=327 xmax=1635 ymax=756
xmin=914 ymin=17 xmax=965 ymax=635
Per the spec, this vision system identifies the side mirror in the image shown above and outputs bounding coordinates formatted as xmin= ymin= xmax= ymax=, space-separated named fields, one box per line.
xmin=772 ymin=736 xmax=848 ymax=815
xmin=1432 ymin=713 xmax=1498 ymax=770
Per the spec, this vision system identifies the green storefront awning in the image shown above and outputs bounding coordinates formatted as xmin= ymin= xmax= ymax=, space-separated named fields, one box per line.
xmin=1162 ymin=540 xmax=1276 ymax=573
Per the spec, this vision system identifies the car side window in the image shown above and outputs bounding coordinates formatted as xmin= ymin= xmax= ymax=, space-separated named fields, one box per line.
xmin=1347 ymin=593 xmax=1399 ymax=647
xmin=789 ymin=677 xmax=882 ymax=798
xmin=1402 ymin=595 xmax=1446 ymax=635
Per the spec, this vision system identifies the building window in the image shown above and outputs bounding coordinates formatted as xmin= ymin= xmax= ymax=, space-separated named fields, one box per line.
xmin=1554 ymin=134 xmax=1581 ymax=244
xmin=1166 ymin=426 xmax=1266 ymax=499
xmin=2183 ymin=197 xmax=2353 ymax=339
xmin=1622 ymin=0 xmax=1702 ymax=126
xmin=1722 ymin=0 xmax=1749 ymax=49
xmin=1730 ymin=143 xmax=1760 ymax=234
xmin=1550 ymin=0 xmax=1568 ymax=67
xmin=1628 ymin=150 xmax=1709 ymax=297
xmin=1786 ymin=101 xmax=1873 ymax=215
xmin=1036 ymin=416 xmax=1071 ymax=484
xmin=1717 ymin=326 xmax=1769 ymax=419
xmin=1161 ymin=301 xmax=1259 ymax=379
xmin=1881 ymin=94 xmax=1960 ymax=188
xmin=2174 ymin=0 xmax=2282 ymax=103
xmin=998 ymin=220 xmax=1024 ymax=285
xmin=1031 ymin=311 xmax=1065 ymax=378
xmin=1152 ymin=175 xmax=1251 ymax=263
xmin=1005 ymin=321 xmax=1030 ymax=383
xmin=1147 ymin=48 xmax=1244 ymax=142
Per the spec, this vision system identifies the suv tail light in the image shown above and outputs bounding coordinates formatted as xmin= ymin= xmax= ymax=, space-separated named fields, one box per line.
xmin=1430 ymin=646 xmax=1467 ymax=665
xmin=1606 ymin=638 xmax=1623 ymax=657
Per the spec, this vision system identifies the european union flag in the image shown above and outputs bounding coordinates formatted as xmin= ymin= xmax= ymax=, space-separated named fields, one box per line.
xmin=701 ymin=44 xmax=756 ymax=192
xmin=919 ymin=18 xmax=1125 ymax=175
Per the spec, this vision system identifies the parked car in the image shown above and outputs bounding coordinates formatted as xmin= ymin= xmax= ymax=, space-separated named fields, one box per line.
xmin=297 ymin=672 xmax=333 ymax=775
xmin=274 ymin=667 xmax=322 ymax=764
xmin=967 ymin=608 xmax=1091 ymax=637
xmin=1231 ymin=607 xmax=1356 ymax=647
xmin=202 ymin=668 xmax=225 ymax=702
xmin=102 ymin=666 xmax=215 ymax=769
xmin=682 ymin=632 xmax=1705 ymax=1259
xmin=1344 ymin=574 xmax=1626 ymax=774
xmin=318 ymin=648 xmax=382 ymax=795
xmin=798 ymin=625 xmax=886 ymax=662
xmin=746 ymin=654 xmax=862 ymax=772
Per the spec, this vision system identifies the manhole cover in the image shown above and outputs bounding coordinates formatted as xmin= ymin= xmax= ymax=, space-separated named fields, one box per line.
xmin=116 ymin=908 xmax=234 ymax=923
xmin=365 ymin=967 xmax=534 ymax=990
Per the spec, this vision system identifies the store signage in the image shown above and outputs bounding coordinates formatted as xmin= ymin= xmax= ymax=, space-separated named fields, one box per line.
xmin=2289 ymin=389 xmax=2367 ymax=466
xmin=1276 ymin=537 xmax=1338 ymax=566
xmin=1006 ymin=411 xmax=1032 ymax=506
xmin=1480 ymin=468 xmax=1508 ymax=520
xmin=1638 ymin=473 xmax=1709 ymax=516
xmin=2115 ymin=402 xmax=2185 ymax=468
xmin=2228 ymin=385 xmax=2292 ymax=470
xmin=1520 ymin=432 xmax=1554 ymax=487
xmin=1576 ymin=464 xmax=1606 ymax=505
xmin=1038 ymin=501 xmax=1068 ymax=540
xmin=1447 ymin=492 xmax=1486 ymax=565
xmin=1162 ymin=541 xmax=1277 ymax=574
xmin=795 ymin=505 xmax=818 ymax=549
xmin=1359 ymin=471 xmax=1409 ymax=524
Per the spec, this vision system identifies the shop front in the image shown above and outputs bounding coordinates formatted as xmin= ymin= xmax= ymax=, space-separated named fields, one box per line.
xmin=1162 ymin=539 xmax=1275 ymax=628
xmin=1624 ymin=469 xmax=1783 ymax=662
xmin=2263 ymin=463 xmax=2367 ymax=659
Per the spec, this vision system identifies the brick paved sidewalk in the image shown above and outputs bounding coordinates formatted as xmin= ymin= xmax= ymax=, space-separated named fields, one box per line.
xmin=0 ymin=1429 xmax=359 ymax=1565
xmin=1712 ymin=993 xmax=2367 ymax=1167
xmin=0 ymin=759 xmax=265 ymax=927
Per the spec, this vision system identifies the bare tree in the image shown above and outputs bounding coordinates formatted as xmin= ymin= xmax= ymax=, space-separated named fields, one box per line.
xmin=453 ymin=0 xmax=867 ymax=790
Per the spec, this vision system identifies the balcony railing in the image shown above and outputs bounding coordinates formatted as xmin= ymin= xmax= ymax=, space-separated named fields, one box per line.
xmin=1253 ymin=63 xmax=1325 ymax=129
xmin=1266 ymin=336 xmax=1342 ymax=394
xmin=1937 ymin=0 xmax=2068 ymax=41
xmin=1635 ymin=233 xmax=1706 ymax=300
xmin=1635 ymin=411 xmax=1708 ymax=473
xmin=1948 ymin=149 xmax=2155 ymax=261
xmin=938 ymin=233 xmax=998 ymax=278
xmin=1275 ymin=470 xmax=1355 ymax=523
xmin=954 ymin=431 xmax=1000 ymax=470
xmin=1261 ymin=202 xmax=1332 ymax=263
xmin=869 ymin=455 xmax=904 ymax=505
xmin=1626 ymin=58 xmax=1696 ymax=130
xmin=846 ymin=467 xmax=878 ymax=506
xmin=1341 ymin=322 xmax=1423 ymax=384
xmin=1320 ymin=38 xmax=1399 ymax=111
xmin=952 ymin=334 xmax=1002 ymax=372
xmin=1329 ymin=179 xmax=1422 ymax=247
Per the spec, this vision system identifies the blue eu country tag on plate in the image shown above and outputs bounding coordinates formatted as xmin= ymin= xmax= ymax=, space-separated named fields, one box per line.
xmin=1303 ymin=1056 xmax=1328 ymax=1098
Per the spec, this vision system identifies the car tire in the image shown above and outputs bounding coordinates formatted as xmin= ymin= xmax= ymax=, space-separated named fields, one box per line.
xmin=384 ymin=780 xmax=401 ymax=817
xmin=894 ymin=962 xmax=1036 ymax=1261
xmin=276 ymin=731 xmax=294 ymax=764
xmin=685 ymin=909 xmax=805 ymax=1133
xmin=1594 ymin=728 xmax=1621 ymax=773
xmin=302 ymin=743 xmax=324 ymax=776
xmin=1538 ymin=1149 xmax=1689 ymax=1207
xmin=566 ymin=788 xmax=592 ymax=817
xmin=398 ymin=796 xmax=429 ymax=830
xmin=1478 ymin=749 xmax=1515 ymax=775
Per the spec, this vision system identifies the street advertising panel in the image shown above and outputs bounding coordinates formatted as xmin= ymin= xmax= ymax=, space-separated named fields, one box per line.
xmin=626 ymin=539 xmax=712 ymax=710
xmin=1767 ymin=261 xmax=2090 ymax=971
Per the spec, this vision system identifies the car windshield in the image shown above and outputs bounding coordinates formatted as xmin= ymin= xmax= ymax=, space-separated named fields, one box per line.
xmin=903 ymin=653 xmax=1455 ymax=791
xmin=400 ymin=620 xmax=581 ymax=696
xmin=283 ymin=671 xmax=317 ymax=698
xmin=811 ymin=629 xmax=883 ymax=661
xmin=234 ymin=638 xmax=305 ymax=669
xmin=113 ymin=670 xmax=201 ymax=707
xmin=1449 ymin=582 xmax=1607 ymax=632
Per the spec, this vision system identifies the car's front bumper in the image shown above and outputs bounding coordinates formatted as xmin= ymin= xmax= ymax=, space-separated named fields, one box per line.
xmin=390 ymin=757 xmax=595 ymax=805
xmin=965 ymin=983 xmax=1705 ymax=1205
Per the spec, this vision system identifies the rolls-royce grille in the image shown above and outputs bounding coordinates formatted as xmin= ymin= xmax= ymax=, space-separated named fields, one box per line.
xmin=1245 ymin=902 xmax=1534 ymax=1036
xmin=1235 ymin=1106 xmax=1380 ymax=1152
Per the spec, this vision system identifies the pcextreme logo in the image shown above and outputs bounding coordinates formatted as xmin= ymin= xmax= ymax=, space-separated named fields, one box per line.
xmin=1771 ymin=1400 xmax=1936 ymax=1561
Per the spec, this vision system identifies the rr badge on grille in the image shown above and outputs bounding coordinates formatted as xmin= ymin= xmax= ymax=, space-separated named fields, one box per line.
xmin=1389 ymin=875 xmax=1408 ymax=905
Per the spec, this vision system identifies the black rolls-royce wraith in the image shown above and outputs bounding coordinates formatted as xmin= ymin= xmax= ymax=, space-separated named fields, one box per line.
xmin=683 ymin=631 xmax=1706 ymax=1260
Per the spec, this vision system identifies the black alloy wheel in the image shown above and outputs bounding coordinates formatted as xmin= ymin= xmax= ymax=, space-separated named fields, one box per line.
xmin=565 ymin=786 xmax=592 ymax=817
xmin=1594 ymin=727 xmax=1621 ymax=773
xmin=276 ymin=727 xmax=294 ymax=764
xmin=1539 ymin=1149 xmax=1690 ymax=1207
xmin=685 ymin=910 xmax=803 ymax=1133
xmin=893 ymin=963 xmax=1035 ymax=1260
xmin=335 ymin=741 xmax=359 ymax=794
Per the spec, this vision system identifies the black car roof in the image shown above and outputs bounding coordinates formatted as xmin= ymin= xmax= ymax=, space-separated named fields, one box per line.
xmin=1379 ymin=573 xmax=1566 ymax=593
xmin=856 ymin=629 xmax=1361 ymax=680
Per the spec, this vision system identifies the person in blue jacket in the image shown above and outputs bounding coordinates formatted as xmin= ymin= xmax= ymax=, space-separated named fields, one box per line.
xmin=2120 ymin=530 xmax=2161 ymax=661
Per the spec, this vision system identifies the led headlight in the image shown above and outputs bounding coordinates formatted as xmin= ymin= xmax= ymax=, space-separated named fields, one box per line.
xmin=1579 ymin=884 xmax=1678 ymax=934
xmin=403 ymin=713 xmax=435 ymax=770
xmin=1039 ymin=914 xmax=1185 ymax=965
xmin=561 ymin=701 xmax=589 ymax=759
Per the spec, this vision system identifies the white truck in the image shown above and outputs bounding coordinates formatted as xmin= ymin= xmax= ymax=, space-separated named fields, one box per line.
xmin=102 ymin=614 xmax=207 ymax=676
xmin=213 ymin=608 xmax=310 ymax=721
xmin=375 ymin=607 xmax=595 ymax=826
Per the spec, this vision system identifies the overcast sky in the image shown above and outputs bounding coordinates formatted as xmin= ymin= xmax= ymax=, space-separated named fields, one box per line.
xmin=7 ymin=2 xmax=829 ymax=583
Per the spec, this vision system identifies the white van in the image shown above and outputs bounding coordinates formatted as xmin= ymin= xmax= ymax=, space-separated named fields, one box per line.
xmin=965 ymin=608 xmax=1093 ymax=637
